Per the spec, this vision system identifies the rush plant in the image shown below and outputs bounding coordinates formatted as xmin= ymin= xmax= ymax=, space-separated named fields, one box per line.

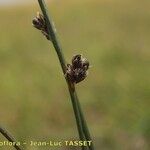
xmin=32 ymin=0 xmax=95 ymax=150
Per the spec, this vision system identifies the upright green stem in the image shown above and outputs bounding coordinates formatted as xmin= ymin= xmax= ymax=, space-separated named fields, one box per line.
xmin=75 ymin=93 xmax=95 ymax=150
xmin=37 ymin=0 xmax=94 ymax=149
xmin=37 ymin=0 xmax=66 ymax=74
xmin=0 ymin=125 xmax=23 ymax=150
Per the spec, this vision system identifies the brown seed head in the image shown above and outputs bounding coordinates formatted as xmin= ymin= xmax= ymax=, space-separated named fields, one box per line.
xmin=32 ymin=12 xmax=50 ymax=40
xmin=66 ymin=54 xmax=89 ymax=84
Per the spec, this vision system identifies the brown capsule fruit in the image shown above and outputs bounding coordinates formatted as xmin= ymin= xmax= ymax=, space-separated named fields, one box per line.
xmin=66 ymin=54 xmax=89 ymax=84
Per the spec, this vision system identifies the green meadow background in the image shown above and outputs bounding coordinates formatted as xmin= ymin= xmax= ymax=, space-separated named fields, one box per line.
xmin=0 ymin=0 xmax=150 ymax=149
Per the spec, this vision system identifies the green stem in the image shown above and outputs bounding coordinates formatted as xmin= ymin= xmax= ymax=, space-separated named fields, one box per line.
xmin=75 ymin=92 xmax=95 ymax=150
xmin=68 ymin=87 xmax=86 ymax=150
xmin=37 ymin=0 xmax=66 ymax=74
xmin=37 ymin=0 xmax=94 ymax=149
xmin=0 ymin=125 xmax=23 ymax=150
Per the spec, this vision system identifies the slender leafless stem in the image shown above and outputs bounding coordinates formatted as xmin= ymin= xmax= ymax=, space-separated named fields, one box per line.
xmin=0 ymin=125 xmax=23 ymax=150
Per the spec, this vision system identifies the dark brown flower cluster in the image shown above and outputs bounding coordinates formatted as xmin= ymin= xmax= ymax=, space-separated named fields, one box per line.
xmin=32 ymin=12 xmax=50 ymax=40
xmin=66 ymin=54 xmax=89 ymax=84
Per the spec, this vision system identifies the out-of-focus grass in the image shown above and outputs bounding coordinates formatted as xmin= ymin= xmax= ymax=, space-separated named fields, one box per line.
xmin=0 ymin=0 xmax=150 ymax=149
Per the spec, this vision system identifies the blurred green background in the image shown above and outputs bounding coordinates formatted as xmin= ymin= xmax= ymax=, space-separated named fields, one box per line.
xmin=0 ymin=0 xmax=150 ymax=149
